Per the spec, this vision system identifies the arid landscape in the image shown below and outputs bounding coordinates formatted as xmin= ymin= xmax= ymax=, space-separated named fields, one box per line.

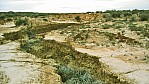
xmin=0 ymin=10 xmax=149 ymax=84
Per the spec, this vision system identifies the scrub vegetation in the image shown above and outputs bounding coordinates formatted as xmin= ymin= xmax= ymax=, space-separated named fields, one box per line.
xmin=0 ymin=9 xmax=149 ymax=84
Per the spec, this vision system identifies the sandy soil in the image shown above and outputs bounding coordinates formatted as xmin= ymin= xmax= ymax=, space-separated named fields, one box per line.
xmin=44 ymin=28 xmax=149 ymax=84
xmin=0 ymin=23 xmax=62 ymax=84
xmin=51 ymin=21 xmax=79 ymax=23
xmin=0 ymin=42 xmax=62 ymax=84
xmin=1 ymin=21 xmax=148 ymax=83
xmin=44 ymin=35 xmax=66 ymax=42
xmin=0 ymin=23 xmax=19 ymax=38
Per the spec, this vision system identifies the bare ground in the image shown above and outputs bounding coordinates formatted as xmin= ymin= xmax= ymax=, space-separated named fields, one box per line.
xmin=44 ymin=26 xmax=149 ymax=84
xmin=0 ymin=24 xmax=62 ymax=84
xmin=0 ymin=42 xmax=62 ymax=84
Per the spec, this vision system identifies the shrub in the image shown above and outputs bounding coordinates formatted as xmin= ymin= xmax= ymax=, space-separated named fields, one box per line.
xmin=102 ymin=24 xmax=111 ymax=29
xmin=130 ymin=14 xmax=139 ymax=21
xmin=145 ymin=42 xmax=149 ymax=49
xmin=0 ymin=14 xmax=6 ymax=20
xmin=43 ymin=18 xmax=48 ymax=21
xmin=20 ymin=39 xmax=42 ymax=52
xmin=129 ymin=26 xmax=142 ymax=31
xmin=145 ymin=24 xmax=149 ymax=28
xmin=56 ymin=65 xmax=102 ymax=84
xmin=20 ymin=41 xmax=34 ymax=52
xmin=128 ymin=23 xmax=139 ymax=31
xmin=15 ymin=18 xmax=29 ymax=26
xmin=6 ymin=18 xmax=13 ymax=22
xmin=103 ymin=13 xmax=112 ymax=21
xmin=140 ymin=13 xmax=149 ymax=21
xmin=79 ymin=24 xmax=91 ymax=29
xmin=25 ymin=26 xmax=35 ymax=39
xmin=111 ymin=12 xmax=121 ymax=18
xmin=75 ymin=16 xmax=81 ymax=22
xmin=115 ymin=25 xmax=124 ymax=29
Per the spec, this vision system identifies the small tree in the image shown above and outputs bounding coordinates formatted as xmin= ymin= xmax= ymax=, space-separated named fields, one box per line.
xmin=75 ymin=16 xmax=81 ymax=22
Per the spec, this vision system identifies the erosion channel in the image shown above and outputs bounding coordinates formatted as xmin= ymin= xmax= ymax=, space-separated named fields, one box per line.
xmin=1 ymin=23 xmax=135 ymax=84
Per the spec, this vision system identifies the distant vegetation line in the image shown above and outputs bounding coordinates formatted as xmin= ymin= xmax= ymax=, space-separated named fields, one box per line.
xmin=0 ymin=9 xmax=149 ymax=19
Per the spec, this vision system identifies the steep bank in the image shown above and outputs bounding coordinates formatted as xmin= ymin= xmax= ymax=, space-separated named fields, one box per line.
xmin=48 ymin=13 xmax=103 ymax=22
xmin=20 ymin=39 xmax=131 ymax=84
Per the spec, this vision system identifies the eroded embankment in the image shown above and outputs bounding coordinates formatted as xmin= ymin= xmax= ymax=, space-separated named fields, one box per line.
xmin=20 ymin=39 xmax=132 ymax=84
xmin=3 ymin=23 xmax=78 ymax=41
xmin=3 ymin=23 xmax=132 ymax=84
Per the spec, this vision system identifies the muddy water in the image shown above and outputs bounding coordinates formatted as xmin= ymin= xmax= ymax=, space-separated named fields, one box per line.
xmin=0 ymin=42 xmax=61 ymax=84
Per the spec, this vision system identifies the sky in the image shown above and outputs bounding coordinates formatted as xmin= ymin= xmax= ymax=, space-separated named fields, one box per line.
xmin=0 ymin=0 xmax=149 ymax=13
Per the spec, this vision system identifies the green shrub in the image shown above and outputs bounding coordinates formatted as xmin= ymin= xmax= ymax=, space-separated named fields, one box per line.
xmin=129 ymin=26 xmax=142 ymax=31
xmin=79 ymin=25 xmax=91 ymax=29
xmin=20 ymin=39 xmax=42 ymax=52
xmin=15 ymin=18 xmax=29 ymax=26
xmin=128 ymin=23 xmax=141 ymax=31
xmin=114 ymin=23 xmax=125 ymax=29
xmin=6 ymin=18 xmax=13 ymax=21
xmin=145 ymin=42 xmax=149 ymax=49
xmin=75 ymin=16 xmax=81 ymax=22
xmin=128 ymin=23 xmax=149 ymax=38
xmin=25 ymin=26 xmax=35 ymax=39
xmin=0 ymin=14 xmax=6 ymax=20
xmin=130 ymin=14 xmax=139 ymax=21
xmin=20 ymin=41 xmax=34 ymax=52
xmin=111 ymin=12 xmax=121 ymax=18
xmin=140 ymin=13 xmax=149 ymax=21
xmin=103 ymin=13 xmax=112 ymax=21
xmin=115 ymin=25 xmax=124 ymax=29
xmin=43 ymin=18 xmax=48 ymax=21
xmin=145 ymin=24 xmax=149 ymax=28
xmin=56 ymin=65 xmax=102 ymax=84
xmin=102 ymin=24 xmax=111 ymax=29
